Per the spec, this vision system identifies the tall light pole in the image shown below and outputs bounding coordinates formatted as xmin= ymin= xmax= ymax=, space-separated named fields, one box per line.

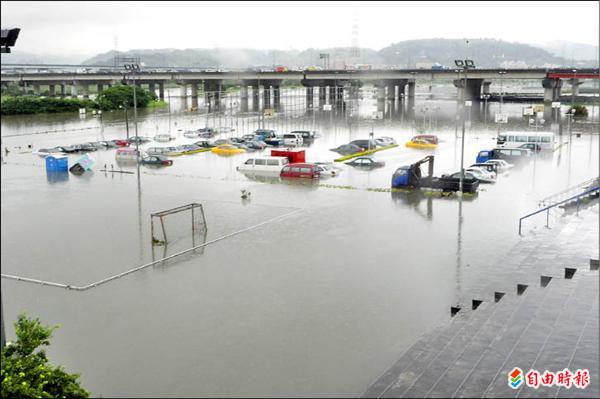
xmin=455 ymin=59 xmax=476 ymax=194
xmin=124 ymin=63 xmax=140 ymax=159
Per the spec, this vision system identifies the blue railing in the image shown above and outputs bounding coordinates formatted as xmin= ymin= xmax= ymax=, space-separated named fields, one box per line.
xmin=519 ymin=186 xmax=600 ymax=235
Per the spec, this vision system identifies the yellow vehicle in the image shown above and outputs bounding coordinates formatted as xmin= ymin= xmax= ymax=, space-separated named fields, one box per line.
xmin=405 ymin=139 xmax=438 ymax=150
xmin=211 ymin=144 xmax=246 ymax=156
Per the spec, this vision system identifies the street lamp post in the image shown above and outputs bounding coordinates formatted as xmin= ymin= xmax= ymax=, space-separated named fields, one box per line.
xmin=120 ymin=103 xmax=130 ymax=139
xmin=123 ymin=63 xmax=140 ymax=159
xmin=454 ymin=59 xmax=476 ymax=195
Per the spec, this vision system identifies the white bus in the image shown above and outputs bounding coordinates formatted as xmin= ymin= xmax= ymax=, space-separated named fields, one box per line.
xmin=496 ymin=131 xmax=555 ymax=151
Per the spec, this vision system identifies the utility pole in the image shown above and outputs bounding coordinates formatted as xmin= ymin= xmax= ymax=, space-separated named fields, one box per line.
xmin=454 ymin=59 xmax=476 ymax=195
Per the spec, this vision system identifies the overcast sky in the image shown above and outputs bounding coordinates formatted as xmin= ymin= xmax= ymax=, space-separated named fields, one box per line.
xmin=2 ymin=1 xmax=599 ymax=57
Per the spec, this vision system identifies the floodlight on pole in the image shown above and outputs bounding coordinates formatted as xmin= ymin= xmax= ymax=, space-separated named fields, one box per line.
xmin=454 ymin=58 xmax=476 ymax=194
xmin=0 ymin=28 xmax=20 ymax=53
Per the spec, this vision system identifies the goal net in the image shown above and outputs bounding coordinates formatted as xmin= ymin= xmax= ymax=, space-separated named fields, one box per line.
xmin=151 ymin=203 xmax=207 ymax=247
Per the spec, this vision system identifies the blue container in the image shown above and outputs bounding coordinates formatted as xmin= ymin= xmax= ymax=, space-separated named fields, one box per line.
xmin=45 ymin=156 xmax=68 ymax=172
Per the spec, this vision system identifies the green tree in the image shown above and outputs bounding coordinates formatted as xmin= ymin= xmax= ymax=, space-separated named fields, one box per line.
xmin=96 ymin=84 xmax=157 ymax=111
xmin=568 ymin=104 xmax=588 ymax=117
xmin=1 ymin=313 xmax=89 ymax=399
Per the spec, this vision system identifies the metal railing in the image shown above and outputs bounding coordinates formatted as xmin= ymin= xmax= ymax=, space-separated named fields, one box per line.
xmin=519 ymin=186 xmax=600 ymax=235
xmin=538 ymin=177 xmax=599 ymax=207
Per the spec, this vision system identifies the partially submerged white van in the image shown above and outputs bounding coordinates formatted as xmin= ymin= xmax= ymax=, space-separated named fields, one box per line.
xmin=237 ymin=156 xmax=289 ymax=173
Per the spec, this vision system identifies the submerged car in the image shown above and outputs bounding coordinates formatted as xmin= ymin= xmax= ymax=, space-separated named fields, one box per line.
xmin=375 ymin=136 xmax=396 ymax=146
xmin=211 ymin=144 xmax=246 ymax=155
xmin=314 ymin=163 xmax=339 ymax=177
xmin=193 ymin=140 xmax=216 ymax=148
xmin=111 ymin=139 xmax=130 ymax=147
xmin=349 ymin=139 xmax=377 ymax=151
xmin=141 ymin=155 xmax=173 ymax=166
xmin=280 ymin=163 xmax=321 ymax=179
xmin=465 ymin=167 xmax=496 ymax=183
xmin=127 ymin=136 xmax=152 ymax=144
xmin=345 ymin=157 xmax=386 ymax=168
xmin=330 ymin=143 xmax=363 ymax=155
xmin=154 ymin=134 xmax=176 ymax=142
xmin=438 ymin=172 xmax=480 ymax=193
xmin=482 ymin=159 xmax=513 ymax=172
xmin=291 ymin=130 xmax=317 ymax=140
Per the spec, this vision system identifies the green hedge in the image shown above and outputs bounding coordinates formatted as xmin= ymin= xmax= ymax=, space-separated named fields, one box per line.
xmin=0 ymin=96 xmax=96 ymax=115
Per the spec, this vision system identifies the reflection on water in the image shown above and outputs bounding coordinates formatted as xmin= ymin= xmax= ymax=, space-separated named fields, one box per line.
xmin=1 ymin=89 xmax=599 ymax=397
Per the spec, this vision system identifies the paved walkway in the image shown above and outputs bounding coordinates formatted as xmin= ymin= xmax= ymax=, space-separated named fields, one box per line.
xmin=362 ymin=205 xmax=599 ymax=398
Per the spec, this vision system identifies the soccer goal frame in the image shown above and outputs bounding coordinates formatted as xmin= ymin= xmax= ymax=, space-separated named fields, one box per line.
xmin=150 ymin=203 xmax=207 ymax=246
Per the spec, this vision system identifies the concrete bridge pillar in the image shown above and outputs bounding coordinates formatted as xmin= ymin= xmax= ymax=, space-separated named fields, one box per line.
xmin=240 ymin=84 xmax=249 ymax=112
xmin=59 ymin=84 xmax=66 ymax=98
xmin=32 ymin=83 xmax=41 ymax=96
xmin=453 ymin=78 xmax=484 ymax=102
xmin=214 ymin=81 xmax=223 ymax=111
xmin=318 ymin=86 xmax=326 ymax=109
xmin=158 ymin=82 xmax=165 ymax=100
xmin=97 ymin=83 xmax=104 ymax=93
xmin=542 ymin=78 xmax=563 ymax=121
xmin=567 ymin=78 xmax=583 ymax=96
xmin=482 ymin=81 xmax=492 ymax=95
xmin=273 ymin=85 xmax=281 ymax=111
xmin=336 ymin=86 xmax=345 ymax=112
xmin=70 ymin=84 xmax=78 ymax=98
xmin=203 ymin=81 xmax=213 ymax=112
xmin=148 ymin=82 xmax=156 ymax=97
xmin=251 ymin=83 xmax=259 ymax=112
xmin=190 ymin=82 xmax=199 ymax=109
xmin=82 ymin=84 xmax=90 ymax=99
xmin=407 ymin=80 xmax=416 ymax=118
xmin=180 ymin=83 xmax=188 ymax=98
xmin=328 ymin=85 xmax=336 ymax=106
xmin=305 ymin=86 xmax=314 ymax=110
xmin=48 ymin=84 xmax=56 ymax=97
xmin=263 ymin=84 xmax=271 ymax=110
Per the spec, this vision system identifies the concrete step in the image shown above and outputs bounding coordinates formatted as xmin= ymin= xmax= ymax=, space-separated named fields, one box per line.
xmin=361 ymin=322 xmax=448 ymax=398
xmin=373 ymin=313 xmax=473 ymax=398
xmin=519 ymin=273 xmax=599 ymax=398
xmin=397 ymin=301 xmax=511 ymax=398
xmin=451 ymin=281 xmax=557 ymax=398
xmin=482 ymin=276 xmax=582 ymax=397
xmin=423 ymin=289 xmax=534 ymax=398
xmin=381 ymin=302 xmax=498 ymax=398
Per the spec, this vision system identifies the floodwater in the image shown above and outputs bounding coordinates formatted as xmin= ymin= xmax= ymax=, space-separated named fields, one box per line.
xmin=1 ymin=87 xmax=599 ymax=397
